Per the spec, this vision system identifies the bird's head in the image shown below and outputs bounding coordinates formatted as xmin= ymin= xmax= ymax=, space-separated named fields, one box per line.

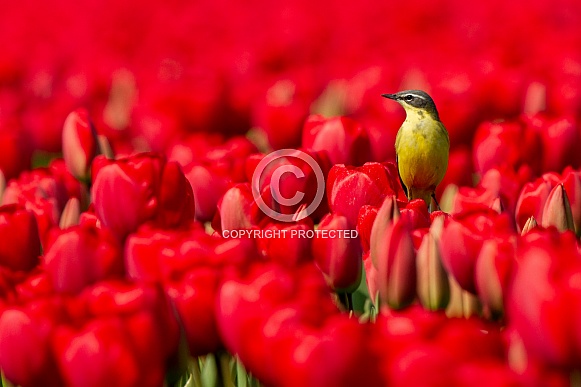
xmin=382 ymin=90 xmax=440 ymax=121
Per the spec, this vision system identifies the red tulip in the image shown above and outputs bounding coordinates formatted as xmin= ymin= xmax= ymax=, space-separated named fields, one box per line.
xmin=541 ymin=183 xmax=575 ymax=232
xmin=312 ymin=213 xmax=362 ymax=292
xmin=439 ymin=208 xmax=514 ymax=294
xmin=508 ymin=229 xmax=581 ymax=368
xmin=216 ymin=263 xmax=338 ymax=385
xmin=76 ymin=282 xmax=179 ymax=386
xmin=184 ymin=163 xmax=231 ymax=222
xmin=0 ymin=127 xmax=32 ymax=181
xmin=43 ymin=222 xmax=123 ymax=294
xmin=514 ymin=173 xmax=561 ymax=232
xmin=251 ymin=74 xmax=319 ymax=150
xmin=166 ymin=267 xmax=221 ymax=357
xmin=435 ymin=145 xmax=474 ymax=200
xmin=125 ymin=224 xmax=257 ymax=282
xmin=474 ymin=237 xmax=516 ymax=316
xmin=62 ymin=108 xmax=99 ymax=181
xmin=327 ymin=162 xmax=405 ymax=228
xmin=2 ymin=159 xmax=84 ymax=243
xmin=0 ymin=300 xmax=65 ymax=387
xmin=399 ymin=199 xmax=431 ymax=230
xmin=357 ymin=205 xmax=379 ymax=254
xmin=0 ymin=204 xmax=40 ymax=272
xmin=248 ymin=149 xmax=331 ymax=222
xmin=416 ymin=217 xmax=450 ymax=311
xmin=371 ymin=213 xmax=416 ymax=309
xmin=257 ymin=219 xmax=314 ymax=267
xmin=472 ymin=119 xmax=543 ymax=176
xmin=216 ymin=183 xmax=263 ymax=232
xmin=523 ymin=113 xmax=581 ymax=173
xmin=280 ymin=316 xmax=384 ymax=387
xmin=562 ymin=167 xmax=581 ymax=234
xmin=92 ymin=153 xmax=195 ymax=238
xmin=302 ymin=115 xmax=372 ymax=166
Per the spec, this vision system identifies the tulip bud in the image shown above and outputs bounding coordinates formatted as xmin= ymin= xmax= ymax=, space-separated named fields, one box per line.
xmin=416 ymin=216 xmax=449 ymax=310
xmin=561 ymin=168 xmax=581 ymax=234
xmin=97 ymin=135 xmax=114 ymax=159
xmin=439 ymin=184 xmax=458 ymax=214
xmin=369 ymin=195 xmax=399 ymax=268
xmin=362 ymin=252 xmax=378 ymax=304
xmin=59 ymin=197 xmax=81 ymax=229
xmin=62 ymin=109 xmax=99 ymax=181
xmin=218 ymin=183 xmax=262 ymax=232
xmin=475 ymin=238 xmax=515 ymax=318
xmin=490 ymin=197 xmax=503 ymax=214
xmin=514 ymin=173 xmax=559 ymax=232
xmin=374 ymin=216 xmax=416 ymax=309
xmin=312 ymin=213 xmax=362 ymax=292
xmin=0 ymin=170 xmax=5 ymax=202
xmin=541 ymin=184 xmax=574 ymax=232
xmin=0 ymin=204 xmax=40 ymax=272
xmin=521 ymin=216 xmax=538 ymax=235
xmin=446 ymin=275 xmax=481 ymax=318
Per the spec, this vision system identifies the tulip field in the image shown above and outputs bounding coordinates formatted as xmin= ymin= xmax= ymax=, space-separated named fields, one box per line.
xmin=2 ymin=0 xmax=581 ymax=386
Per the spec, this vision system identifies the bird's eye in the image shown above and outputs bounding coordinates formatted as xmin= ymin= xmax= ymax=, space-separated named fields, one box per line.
xmin=403 ymin=95 xmax=414 ymax=102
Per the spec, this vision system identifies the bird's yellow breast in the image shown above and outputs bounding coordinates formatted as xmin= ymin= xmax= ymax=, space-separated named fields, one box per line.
xmin=395 ymin=107 xmax=449 ymax=191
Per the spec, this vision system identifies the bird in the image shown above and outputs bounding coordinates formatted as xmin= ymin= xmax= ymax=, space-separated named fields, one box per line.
xmin=382 ymin=90 xmax=449 ymax=211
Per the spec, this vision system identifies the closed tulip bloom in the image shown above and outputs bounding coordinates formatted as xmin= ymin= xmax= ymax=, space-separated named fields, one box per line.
xmin=416 ymin=216 xmax=450 ymax=311
xmin=474 ymin=237 xmax=516 ymax=317
xmin=166 ymin=267 xmax=222 ymax=356
xmin=92 ymin=153 xmax=195 ymax=239
xmin=43 ymin=222 xmax=123 ymax=294
xmin=327 ymin=163 xmax=405 ymax=228
xmin=0 ymin=302 xmax=65 ymax=387
xmin=561 ymin=167 xmax=581 ymax=234
xmin=258 ymin=219 xmax=314 ymax=267
xmin=508 ymin=229 xmax=581 ymax=369
xmin=541 ymin=183 xmax=575 ymax=232
xmin=312 ymin=213 xmax=362 ymax=292
xmin=0 ymin=204 xmax=40 ymax=272
xmin=373 ymin=216 xmax=416 ymax=309
xmin=302 ymin=114 xmax=372 ymax=166
xmin=62 ymin=108 xmax=99 ymax=181
xmin=514 ymin=174 xmax=558 ymax=232
xmin=439 ymin=208 xmax=513 ymax=294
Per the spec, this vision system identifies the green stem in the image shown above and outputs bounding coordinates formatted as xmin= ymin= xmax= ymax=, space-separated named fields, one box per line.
xmin=216 ymin=352 xmax=234 ymax=387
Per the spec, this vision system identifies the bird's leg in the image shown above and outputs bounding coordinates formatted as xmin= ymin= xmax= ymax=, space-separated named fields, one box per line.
xmin=431 ymin=192 xmax=441 ymax=211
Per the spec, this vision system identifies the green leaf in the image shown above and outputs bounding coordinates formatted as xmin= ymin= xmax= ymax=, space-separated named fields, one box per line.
xmin=201 ymin=355 xmax=218 ymax=387
xmin=235 ymin=357 xmax=248 ymax=387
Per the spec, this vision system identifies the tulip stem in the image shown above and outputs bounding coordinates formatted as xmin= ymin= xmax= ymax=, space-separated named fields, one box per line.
xmin=337 ymin=292 xmax=354 ymax=312
xmin=571 ymin=369 xmax=581 ymax=387
xmin=216 ymin=352 xmax=234 ymax=387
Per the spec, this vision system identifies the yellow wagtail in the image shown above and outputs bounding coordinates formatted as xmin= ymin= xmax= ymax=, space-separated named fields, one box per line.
xmin=382 ymin=90 xmax=449 ymax=210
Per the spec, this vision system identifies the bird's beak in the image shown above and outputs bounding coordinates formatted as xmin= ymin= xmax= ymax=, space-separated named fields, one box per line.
xmin=381 ymin=93 xmax=398 ymax=100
